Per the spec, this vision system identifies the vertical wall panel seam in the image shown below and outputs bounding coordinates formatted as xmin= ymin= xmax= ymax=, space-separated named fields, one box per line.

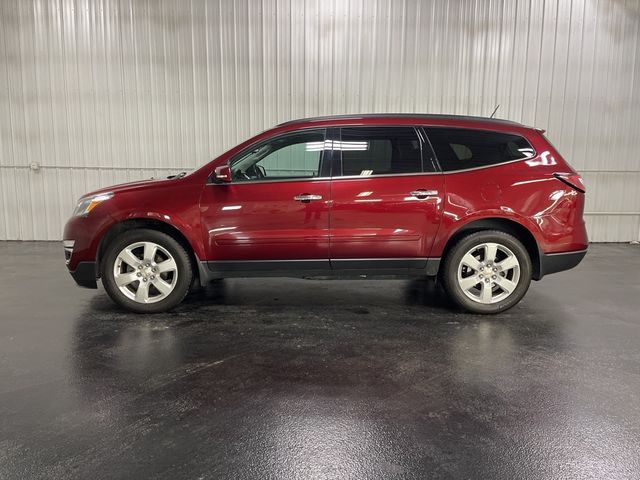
xmin=1 ymin=0 xmax=639 ymax=240
xmin=494 ymin=0 xmax=505 ymax=106
xmin=545 ymin=0 xmax=560 ymax=128
xmin=558 ymin=0 xmax=574 ymax=135
xmin=532 ymin=0 xmax=545 ymax=124
xmin=18 ymin=0 xmax=34 ymax=240
xmin=570 ymin=0 xmax=586 ymax=158
xmin=583 ymin=0 xmax=599 ymax=168
xmin=0 ymin=1 xmax=17 ymax=237
xmin=520 ymin=0 xmax=532 ymax=122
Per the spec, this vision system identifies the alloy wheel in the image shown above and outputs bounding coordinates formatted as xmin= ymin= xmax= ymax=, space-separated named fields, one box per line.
xmin=456 ymin=242 xmax=521 ymax=304
xmin=113 ymin=241 xmax=179 ymax=304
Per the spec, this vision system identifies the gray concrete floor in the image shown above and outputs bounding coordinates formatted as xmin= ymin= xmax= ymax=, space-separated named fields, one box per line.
xmin=1 ymin=242 xmax=640 ymax=479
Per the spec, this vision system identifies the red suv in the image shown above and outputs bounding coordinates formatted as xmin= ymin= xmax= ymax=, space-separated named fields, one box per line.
xmin=63 ymin=114 xmax=587 ymax=314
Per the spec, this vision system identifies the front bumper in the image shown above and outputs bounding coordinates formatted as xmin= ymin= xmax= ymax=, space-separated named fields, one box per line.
xmin=63 ymin=209 xmax=115 ymax=277
xmin=62 ymin=231 xmax=98 ymax=288
xmin=63 ymin=240 xmax=75 ymax=264
xmin=69 ymin=261 xmax=98 ymax=289
xmin=538 ymin=248 xmax=587 ymax=279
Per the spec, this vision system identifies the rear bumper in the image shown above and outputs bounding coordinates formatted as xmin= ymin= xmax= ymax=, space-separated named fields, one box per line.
xmin=69 ymin=262 xmax=98 ymax=289
xmin=537 ymin=248 xmax=587 ymax=279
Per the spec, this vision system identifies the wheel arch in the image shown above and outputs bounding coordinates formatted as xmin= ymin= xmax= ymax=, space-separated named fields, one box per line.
xmin=97 ymin=218 xmax=205 ymax=284
xmin=439 ymin=217 xmax=542 ymax=280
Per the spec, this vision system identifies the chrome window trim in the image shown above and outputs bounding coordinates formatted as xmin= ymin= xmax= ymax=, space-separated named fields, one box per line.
xmin=207 ymin=156 xmax=530 ymax=182
xmin=207 ymin=176 xmax=332 ymax=186
xmin=206 ymin=123 xmax=539 ymax=183
xmin=330 ymin=171 xmax=442 ymax=181
xmin=439 ymin=157 xmax=531 ymax=174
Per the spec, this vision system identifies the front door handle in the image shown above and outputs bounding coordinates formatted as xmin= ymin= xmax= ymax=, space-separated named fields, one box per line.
xmin=294 ymin=194 xmax=323 ymax=203
xmin=410 ymin=189 xmax=439 ymax=199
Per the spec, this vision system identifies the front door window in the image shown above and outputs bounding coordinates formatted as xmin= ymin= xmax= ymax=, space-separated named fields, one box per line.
xmin=230 ymin=130 xmax=327 ymax=182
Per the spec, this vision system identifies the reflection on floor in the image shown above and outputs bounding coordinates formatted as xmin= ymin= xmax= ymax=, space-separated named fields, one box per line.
xmin=1 ymin=242 xmax=639 ymax=479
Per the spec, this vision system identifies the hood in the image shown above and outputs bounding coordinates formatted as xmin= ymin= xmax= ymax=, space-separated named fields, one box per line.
xmin=80 ymin=177 xmax=172 ymax=199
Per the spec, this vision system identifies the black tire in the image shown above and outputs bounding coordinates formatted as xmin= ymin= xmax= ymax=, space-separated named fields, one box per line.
xmin=441 ymin=230 xmax=532 ymax=314
xmin=101 ymin=229 xmax=193 ymax=313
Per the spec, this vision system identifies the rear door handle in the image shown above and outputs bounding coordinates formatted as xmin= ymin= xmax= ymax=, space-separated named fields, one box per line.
xmin=410 ymin=189 xmax=439 ymax=199
xmin=294 ymin=194 xmax=323 ymax=203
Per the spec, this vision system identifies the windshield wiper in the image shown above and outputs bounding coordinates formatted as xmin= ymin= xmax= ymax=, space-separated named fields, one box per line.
xmin=167 ymin=171 xmax=187 ymax=179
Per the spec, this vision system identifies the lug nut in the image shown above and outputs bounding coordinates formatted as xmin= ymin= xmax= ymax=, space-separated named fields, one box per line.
xmin=136 ymin=272 xmax=141 ymax=277
xmin=151 ymin=275 xmax=155 ymax=280
xmin=138 ymin=265 xmax=142 ymax=269
xmin=143 ymin=277 xmax=148 ymax=282
xmin=479 ymin=274 xmax=483 ymax=279
xmin=485 ymin=278 xmax=490 ymax=283
xmin=493 ymin=267 xmax=497 ymax=272
xmin=152 ymin=267 xmax=157 ymax=272
xmin=492 ymin=275 xmax=497 ymax=280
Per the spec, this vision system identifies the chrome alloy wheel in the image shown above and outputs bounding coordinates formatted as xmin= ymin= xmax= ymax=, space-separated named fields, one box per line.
xmin=113 ymin=241 xmax=178 ymax=304
xmin=456 ymin=242 xmax=521 ymax=305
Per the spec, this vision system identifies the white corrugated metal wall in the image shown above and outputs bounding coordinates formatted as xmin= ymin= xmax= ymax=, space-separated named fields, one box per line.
xmin=1 ymin=0 xmax=639 ymax=241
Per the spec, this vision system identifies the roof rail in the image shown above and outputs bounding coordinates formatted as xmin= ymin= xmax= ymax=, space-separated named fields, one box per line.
xmin=277 ymin=113 xmax=523 ymax=127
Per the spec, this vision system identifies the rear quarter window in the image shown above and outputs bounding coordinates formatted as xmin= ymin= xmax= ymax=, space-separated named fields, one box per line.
xmin=424 ymin=128 xmax=535 ymax=172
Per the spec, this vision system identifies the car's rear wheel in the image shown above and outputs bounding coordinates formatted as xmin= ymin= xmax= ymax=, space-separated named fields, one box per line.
xmin=101 ymin=229 xmax=193 ymax=313
xmin=441 ymin=230 xmax=532 ymax=314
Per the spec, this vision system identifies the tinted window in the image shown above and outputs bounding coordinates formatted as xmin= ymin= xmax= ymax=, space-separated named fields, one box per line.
xmin=339 ymin=127 xmax=426 ymax=176
xmin=230 ymin=129 xmax=326 ymax=181
xmin=425 ymin=128 xmax=535 ymax=171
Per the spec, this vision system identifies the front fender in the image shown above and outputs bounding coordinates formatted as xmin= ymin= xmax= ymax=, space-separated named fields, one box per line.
xmin=117 ymin=211 xmax=206 ymax=260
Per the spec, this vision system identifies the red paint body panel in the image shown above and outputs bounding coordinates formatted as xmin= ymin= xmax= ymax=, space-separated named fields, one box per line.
xmin=329 ymin=174 xmax=444 ymax=260
xmin=431 ymin=158 xmax=588 ymax=256
xmin=63 ymin=178 xmax=206 ymax=271
xmin=199 ymin=179 xmax=330 ymax=260
xmin=63 ymin=114 xmax=588 ymax=280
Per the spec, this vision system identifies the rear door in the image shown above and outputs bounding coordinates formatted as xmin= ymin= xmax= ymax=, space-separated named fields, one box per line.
xmin=329 ymin=126 xmax=444 ymax=271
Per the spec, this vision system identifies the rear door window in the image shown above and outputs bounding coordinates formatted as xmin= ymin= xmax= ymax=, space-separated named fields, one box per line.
xmin=337 ymin=127 xmax=429 ymax=176
xmin=424 ymin=128 xmax=535 ymax=172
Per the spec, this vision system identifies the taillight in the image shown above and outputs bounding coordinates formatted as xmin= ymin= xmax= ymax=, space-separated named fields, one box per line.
xmin=553 ymin=172 xmax=585 ymax=193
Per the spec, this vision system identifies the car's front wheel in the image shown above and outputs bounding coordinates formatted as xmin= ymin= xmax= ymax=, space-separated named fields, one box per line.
xmin=101 ymin=229 xmax=193 ymax=313
xmin=441 ymin=230 xmax=532 ymax=314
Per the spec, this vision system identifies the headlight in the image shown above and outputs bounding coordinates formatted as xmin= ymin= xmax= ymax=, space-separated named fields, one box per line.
xmin=73 ymin=192 xmax=114 ymax=216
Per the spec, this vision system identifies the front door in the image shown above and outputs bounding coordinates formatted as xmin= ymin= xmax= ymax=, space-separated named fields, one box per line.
xmin=199 ymin=128 xmax=332 ymax=274
xmin=329 ymin=126 xmax=444 ymax=271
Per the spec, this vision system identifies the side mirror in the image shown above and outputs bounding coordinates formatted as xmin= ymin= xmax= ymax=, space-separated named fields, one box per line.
xmin=213 ymin=165 xmax=232 ymax=183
